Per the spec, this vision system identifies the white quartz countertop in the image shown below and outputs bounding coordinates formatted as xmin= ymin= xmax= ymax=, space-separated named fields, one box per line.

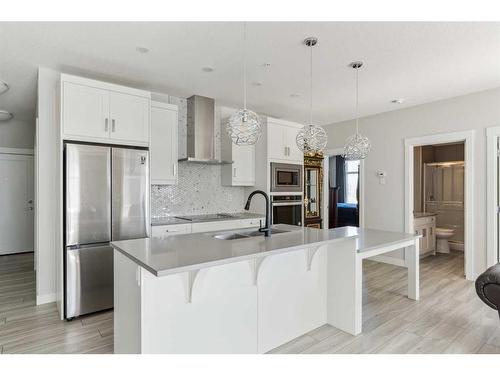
xmin=111 ymin=225 xmax=418 ymax=277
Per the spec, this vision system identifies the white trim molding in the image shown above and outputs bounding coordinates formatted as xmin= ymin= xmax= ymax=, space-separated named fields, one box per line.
xmin=0 ymin=147 xmax=34 ymax=155
xmin=404 ymin=130 xmax=475 ymax=280
xmin=486 ymin=126 xmax=500 ymax=267
xmin=36 ymin=292 xmax=56 ymax=305
xmin=322 ymin=148 xmax=365 ymax=229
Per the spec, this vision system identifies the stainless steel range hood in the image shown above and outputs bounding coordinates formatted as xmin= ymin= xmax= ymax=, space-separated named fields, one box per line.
xmin=178 ymin=95 xmax=233 ymax=165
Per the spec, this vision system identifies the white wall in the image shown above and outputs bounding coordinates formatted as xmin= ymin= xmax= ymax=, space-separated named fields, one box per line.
xmin=35 ymin=67 xmax=59 ymax=305
xmin=324 ymin=87 xmax=500 ymax=277
xmin=0 ymin=118 xmax=34 ymax=149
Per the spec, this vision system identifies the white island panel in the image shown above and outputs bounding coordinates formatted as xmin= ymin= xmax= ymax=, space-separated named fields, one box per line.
xmin=114 ymin=250 xmax=142 ymax=354
xmin=258 ymin=247 xmax=328 ymax=353
xmin=141 ymin=260 xmax=258 ymax=354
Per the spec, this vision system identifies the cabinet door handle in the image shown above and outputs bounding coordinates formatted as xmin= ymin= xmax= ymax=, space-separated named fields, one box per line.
xmin=111 ymin=119 xmax=116 ymax=132
xmin=173 ymin=163 xmax=177 ymax=176
xmin=284 ymin=146 xmax=287 ymax=156
xmin=104 ymin=118 xmax=109 ymax=132
xmin=233 ymin=167 xmax=236 ymax=177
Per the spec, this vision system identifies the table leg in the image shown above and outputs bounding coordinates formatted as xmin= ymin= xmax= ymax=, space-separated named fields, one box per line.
xmin=405 ymin=239 xmax=419 ymax=300
xmin=326 ymin=239 xmax=362 ymax=335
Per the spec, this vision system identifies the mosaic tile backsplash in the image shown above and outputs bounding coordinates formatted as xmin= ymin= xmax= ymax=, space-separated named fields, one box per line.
xmin=151 ymin=163 xmax=246 ymax=218
xmin=150 ymin=95 xmax=246 ymax=218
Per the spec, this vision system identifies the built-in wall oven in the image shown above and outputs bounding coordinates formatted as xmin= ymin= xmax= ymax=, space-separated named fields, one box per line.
xmin=272 ymin=195 xmax=303 ymax=226
xmin=270 ymin=162 xmax=303 ymax=193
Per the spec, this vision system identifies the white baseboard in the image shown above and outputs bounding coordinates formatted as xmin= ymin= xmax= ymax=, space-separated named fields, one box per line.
xmin=36 ymin=293 xmax=56 ymax=305
xmin=368 ymin=255 xmax=407 ymax=268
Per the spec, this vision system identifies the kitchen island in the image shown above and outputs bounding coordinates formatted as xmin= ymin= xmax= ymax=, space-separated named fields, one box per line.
xmin=111 ymin=225 xmax=419 ymax=354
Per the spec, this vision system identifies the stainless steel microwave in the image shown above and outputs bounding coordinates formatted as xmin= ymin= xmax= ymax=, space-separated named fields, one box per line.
xmin=270 ymin=162 xmax=303 ymax=193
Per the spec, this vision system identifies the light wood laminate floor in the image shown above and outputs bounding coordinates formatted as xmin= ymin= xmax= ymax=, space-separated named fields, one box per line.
xmin=0 ymin=251 xmax=499 ymax=354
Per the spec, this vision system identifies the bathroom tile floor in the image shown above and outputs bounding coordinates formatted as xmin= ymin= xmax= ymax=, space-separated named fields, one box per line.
xmin=0 ymin=250 xmax=498 ymax=354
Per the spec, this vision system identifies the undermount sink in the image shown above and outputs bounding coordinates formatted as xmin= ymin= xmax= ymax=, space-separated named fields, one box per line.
xmin=213 ymin=228 xmax=291 ymax=240
xmin=213 ymin=233 xmax=249 ymax=240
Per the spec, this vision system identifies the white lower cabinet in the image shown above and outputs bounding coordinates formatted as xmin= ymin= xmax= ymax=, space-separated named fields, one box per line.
xmin=151 ymin=224 xmax=191 ymax=239
xmin=239 ymin=218 xmax=264 ymax=228
xmin=151 ymin=218 xmax=265 ymax=238
xmin=191 ymin=219 xmax=256 ymax=233
xmin=414 ymin=215 xmax=436 ymax=256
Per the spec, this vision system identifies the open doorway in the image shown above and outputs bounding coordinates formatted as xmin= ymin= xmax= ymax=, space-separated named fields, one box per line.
xmin=323 ymin=150 xmax=363 ymax=229
xmin=413 ymin=142 xmax=465 ymax=275
xmin=0 ymin=148 xmax=35 ymax=313
xmin=405 ymin=131 xmax=474 ymax=280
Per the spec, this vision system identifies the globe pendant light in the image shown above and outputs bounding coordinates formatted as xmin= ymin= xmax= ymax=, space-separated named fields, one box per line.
xmin=296 ymin=37 xmax=328 ymax=155
xmin=343 ymin=61 xmax=371 ymax=160
xmin=226 ymin=22 xmax=262 ymax=146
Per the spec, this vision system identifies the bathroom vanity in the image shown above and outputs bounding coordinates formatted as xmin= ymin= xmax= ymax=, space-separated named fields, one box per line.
xmin=111 ymin=225 xmax=419 ymax=353
xmin=414 ymin=213 xmax=436 ymax=257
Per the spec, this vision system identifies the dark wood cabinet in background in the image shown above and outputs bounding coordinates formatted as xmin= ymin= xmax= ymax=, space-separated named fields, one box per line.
xmin=304 ymin=153 xmax=324 ymax=228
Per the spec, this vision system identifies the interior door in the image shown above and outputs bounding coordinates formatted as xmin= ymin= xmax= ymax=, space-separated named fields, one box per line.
xmin=112 ymin=148 xmax=149 ymax=241
xmin=62 ymin=82 xmax=110 ymax=139
xmin=0 ymin=153 xmax=34 ymax=255
xmin=109 ymin=92 xmax=149 ymax=143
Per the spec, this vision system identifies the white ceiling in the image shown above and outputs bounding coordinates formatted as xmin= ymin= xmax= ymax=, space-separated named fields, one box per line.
xmin=0 ymin=22 xmax=499 ymax=125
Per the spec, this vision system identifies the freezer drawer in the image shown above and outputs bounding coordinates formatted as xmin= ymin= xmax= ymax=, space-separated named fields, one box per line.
xmin=65 ymin=244 xmax=114 ymax=319
xmin=112 ymin=148 xmax=149 ymax=241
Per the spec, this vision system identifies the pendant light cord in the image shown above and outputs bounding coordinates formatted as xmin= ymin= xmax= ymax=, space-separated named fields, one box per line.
xmin=309 ymin=42 xmax=313 ymax=125
xmin=355 ymin=65 xmax=359 ymax=134
xmin=243 ymin=22 xmax=247 ymax=110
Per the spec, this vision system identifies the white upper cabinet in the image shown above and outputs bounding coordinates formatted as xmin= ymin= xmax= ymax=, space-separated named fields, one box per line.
xmin=222 ymin=143 xmax=255 ymax=186
xmin=221 ymin=113 xmax=256 ymax=186
xmin=285 ymin=125 xmax=304 ymax=162
xmin=267 ymin=121 xmax=286 ymax=161
xmin=61 ymin=74 xmax=150 ymax=146
xmin=150 ymin=102 xmax=178 ymax=185
xmin=267 ymin=119 xmax=303 ymax=164
xmin=109 ymin=91 xmax=149 ymax=143
xmin=62 ymin=82 xmax=110 ymax=139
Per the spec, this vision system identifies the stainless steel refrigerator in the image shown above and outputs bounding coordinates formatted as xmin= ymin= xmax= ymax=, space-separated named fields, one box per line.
xmin=64 ymin=143 xmax=149 ymax=319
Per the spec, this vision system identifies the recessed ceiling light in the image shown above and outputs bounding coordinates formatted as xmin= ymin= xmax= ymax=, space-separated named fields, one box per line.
xmin=290 ymin=93 xmax=300 ymax=98
xmin=0 ymin=80 xmax=9 ymax=95
xmin=202 ymin=66 xmax=215 ymax=73
xmin=0 ymin=110 xmax=13 ymax=121
xmin=136 ymin=46 xmax=150 ymax=54
xmin=252 ymin=81 xmax=263 ymax=86
xmin=391 ymin=98 xmax=405 ymax=104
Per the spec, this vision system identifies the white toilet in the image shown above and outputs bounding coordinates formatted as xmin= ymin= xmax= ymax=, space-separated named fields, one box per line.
xmin=435 ymin=227 xmax=455 ymax=254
